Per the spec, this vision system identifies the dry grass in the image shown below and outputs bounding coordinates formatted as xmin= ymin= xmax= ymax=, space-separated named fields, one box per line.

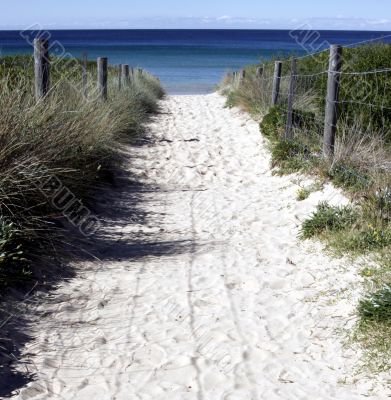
xmin=334 ymin=118 xmax=390 ymax=172
xmin=222 ymin=67 xmax=274 ymax=117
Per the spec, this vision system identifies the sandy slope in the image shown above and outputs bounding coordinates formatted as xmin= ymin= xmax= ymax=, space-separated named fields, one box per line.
xmin=10 ymin=94 xmax=390 ymax=399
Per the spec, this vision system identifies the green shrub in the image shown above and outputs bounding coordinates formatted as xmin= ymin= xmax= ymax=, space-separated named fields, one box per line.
xmin=271 ymin=139 xmax=303 ymax=162
xmin=298 ymin=43 xmax=391 ymax=142
xmin=292 ymin=109 xmax=318 ymax=132
xmin=297 ymin=182 xmax=323 ymax=201
xmin=352 ymin=255 xmax=391 ymax=374
xmin=225 ymin=91 xmax=237 ymax=108
xmin=347 ymin=226 xmax=391 ymax=251
xmin=366 ymin=188 xmax=391 ymax=222
xmin=269 ymin=139 xmax=316 ymax=174
xmin=260 ymin=106 xmax=320 ymax=174
xmin=260 ymin=106 xmax=285 ymax=139
xmin=329 ymin=163 xmax=372 ymax=192
xmin=300 ymin=202 xmax=358 ymax=239
xmin=359 ymin=286 xmax=391 ymax=323
xmin=297 ymin=188 xmax=311 ymax=201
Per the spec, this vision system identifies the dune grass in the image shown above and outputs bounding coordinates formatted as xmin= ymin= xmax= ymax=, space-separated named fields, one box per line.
xmin=352 ymin=253 xmax=391 ymax=374
xmin=300 ymin=202 xmax=359 ymax=240
xmin=221 ymin=43 xmax=391 ymax=375
xmin=0 ymin=55 xmax=164 ymax=294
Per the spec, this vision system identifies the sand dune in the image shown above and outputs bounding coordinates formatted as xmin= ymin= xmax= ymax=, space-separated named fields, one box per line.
xmin=10 ymin=94 xmax=389 ymax=399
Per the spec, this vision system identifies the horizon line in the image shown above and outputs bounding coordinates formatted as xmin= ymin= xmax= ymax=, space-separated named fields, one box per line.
xmin=1 ymin=27 xmax=391 ymax=32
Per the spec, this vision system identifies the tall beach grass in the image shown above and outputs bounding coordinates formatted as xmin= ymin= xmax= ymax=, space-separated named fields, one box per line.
xmin=0 ymin=55 xmax=164 ymax=293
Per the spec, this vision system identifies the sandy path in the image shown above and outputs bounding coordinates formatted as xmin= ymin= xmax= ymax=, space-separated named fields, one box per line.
xmin=10 ymin=94 xmax=389 ymax=399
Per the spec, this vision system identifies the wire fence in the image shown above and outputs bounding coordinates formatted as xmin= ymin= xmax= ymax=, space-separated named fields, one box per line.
xmin=228 ymin=41 xmax=391 ymax=190
xmin=0 ymin=38 xmax=153 ymax=105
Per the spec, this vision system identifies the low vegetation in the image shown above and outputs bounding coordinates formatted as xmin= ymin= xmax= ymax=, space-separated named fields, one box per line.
xmin=300 ymin=202 xmax=358 ymax=240
xmin=296 ymin=181 xmax=323 ymax=201
xmin=0 ymin=55 xmax=164 ymax=294
xmin=221 ymin=43 xmax=391 ymax=375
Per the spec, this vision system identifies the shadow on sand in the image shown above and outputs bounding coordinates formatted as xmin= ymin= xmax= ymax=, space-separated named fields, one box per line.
xmin=0 ymin=139 xmax=203 ymax=398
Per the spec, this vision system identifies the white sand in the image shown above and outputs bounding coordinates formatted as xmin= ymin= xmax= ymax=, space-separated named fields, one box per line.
xmin=12 ymin=94 xmax=390 ymax=399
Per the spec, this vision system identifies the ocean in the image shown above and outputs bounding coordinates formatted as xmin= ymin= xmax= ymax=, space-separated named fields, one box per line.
xmin=0 ymin=29 xmax=391 ymax=94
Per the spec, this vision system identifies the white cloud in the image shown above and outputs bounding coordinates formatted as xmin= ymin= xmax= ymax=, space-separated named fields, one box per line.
xmin=216 ymin=15 xmax=232 ymax=21
xmin=366 ymin=19 xmax=390 ymax=25
xmin=1 ymin=16 xmax=391 ymax=30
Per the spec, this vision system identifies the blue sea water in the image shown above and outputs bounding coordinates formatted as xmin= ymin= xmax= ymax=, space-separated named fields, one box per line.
xmin=0 ymin=29 xmax=391 ymax=94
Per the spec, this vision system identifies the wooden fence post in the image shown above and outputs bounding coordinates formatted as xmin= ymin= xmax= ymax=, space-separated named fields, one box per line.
xmin=97 ymin=57 xmax=108 ymax=101
xmin=323 ymin=45 xmax=343 ymax=158
xmin=121 ymin=64 xmax=129 ymax=87
xmin=118 ymin=64 xmax=122 ymax=90
xmin=285 ymin=58 xmax=297 ymax=140
xmin=82 ymin=51 xmax=88 ymax=98
xmin=34 ymin=38 xmax=50 ymax=100
xmin=235 ymin=71 xmax=240 ymax=89
xmin=256 ymin=66 xmax=263 ymax=78
xmin=43 ymin=39 xmax=50 ymax=94
xmin=272 ymin=61 xmax=282 ymax=106
xmin=239 ymin=70 xmax=245 ymax=85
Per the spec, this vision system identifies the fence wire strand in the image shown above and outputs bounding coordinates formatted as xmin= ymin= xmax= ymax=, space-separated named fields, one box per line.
xmin=228 ymin=41 xmax=391 ymax=187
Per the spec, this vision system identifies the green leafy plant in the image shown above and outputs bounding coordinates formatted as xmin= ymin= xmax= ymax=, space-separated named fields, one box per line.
xmin=348 ymin=226 xmax=391 ymax=251
xmin=367 ymin=188 xmax=391 ymax=222
xmin=297 ymin=188 xmax=311 ymax=201
xmin=329 ymin=163 xmax=372 ymax=192
xmin=260 ymin=106 xmax=285 ymax=139
xmin=359 ymin=286 xmax=391 ymax=323
xmin=269 ymin=139 xmax=315 ymax=174
xmin=271 ymin=139 xmax=303 ymax=163
xmin=296 ymin=182 xmax=323 ymax=201
xmin=300 ymin=202 xmax=358 ymax=239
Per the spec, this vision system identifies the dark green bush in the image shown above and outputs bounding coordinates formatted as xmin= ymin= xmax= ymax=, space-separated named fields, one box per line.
xmin=292 ymin=109 xmax=318 ymax=132
xmin=329 ymin=163 xmax=372 ymax=192
xmin=300 ymin=202 xmax=358 ymax=239
xmin=347 ymin=226 xmax=391 ymax=251
xmin=269 ymin=139 xmax=316 ymax=174
xmin=261 ymin=106 xmax=319 ymax=141
xmin=225 ymin=91 xmax=237 ymax=109
xmin=359 ymin=287 xmax=391 ymax=323
xmin=271 ymin=139 xmax=304 ymax=163
xmin=260 ymin=106 xmax=285 ymax=139
xmin=298 ymin=43 xmax=391 ymax=141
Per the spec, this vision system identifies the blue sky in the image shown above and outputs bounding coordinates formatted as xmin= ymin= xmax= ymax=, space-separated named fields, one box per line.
xmin=1 ymin=0 xmax=391 ymax=30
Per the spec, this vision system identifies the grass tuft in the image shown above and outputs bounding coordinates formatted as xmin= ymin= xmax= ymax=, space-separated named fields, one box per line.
xmin=300 ymin=202 xmax=358 ymax=240
xmin=297 ymin=188 xmax=312 ymax=201
xmin=359 ymin=286 xmax=391 ymax=323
